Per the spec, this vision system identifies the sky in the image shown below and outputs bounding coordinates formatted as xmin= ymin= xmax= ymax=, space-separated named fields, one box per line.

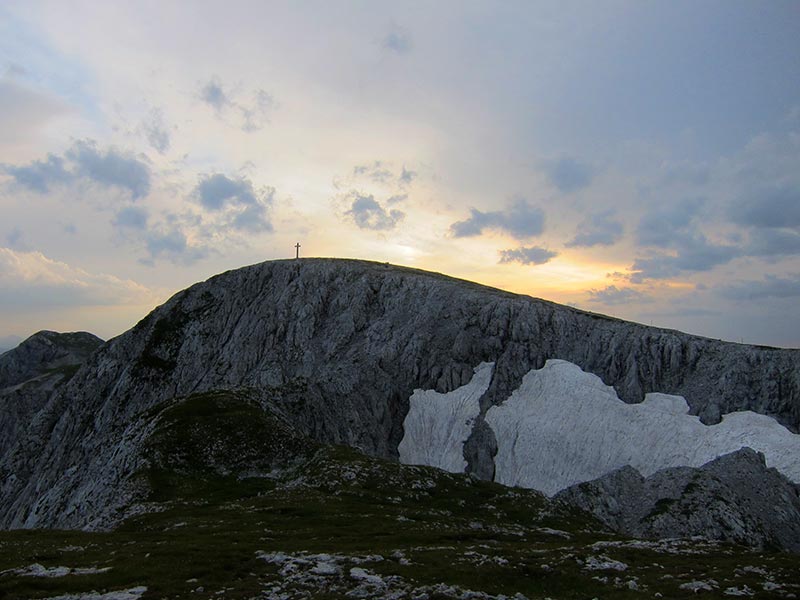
xmin=1 ymin=0 xmax=799 ymax=349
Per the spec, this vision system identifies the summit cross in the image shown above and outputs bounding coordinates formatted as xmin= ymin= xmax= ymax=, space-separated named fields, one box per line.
xmin=295 ymin=242 xmax=301 ymax=259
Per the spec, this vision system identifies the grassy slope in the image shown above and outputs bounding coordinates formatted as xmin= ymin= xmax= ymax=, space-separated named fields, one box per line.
xmin=0 ymin=392 xmax=797 ymax=599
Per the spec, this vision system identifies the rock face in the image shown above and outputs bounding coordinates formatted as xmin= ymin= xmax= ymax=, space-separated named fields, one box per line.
xmin=0 ymin=331 xmax=103 ymax=459
xmin=0 ymin=258 xmax=798 ymax=533
xmin=0 ymin=330 xmax=103 ymax=390
xmin=557 ymin=448 xmax=800 ymax=552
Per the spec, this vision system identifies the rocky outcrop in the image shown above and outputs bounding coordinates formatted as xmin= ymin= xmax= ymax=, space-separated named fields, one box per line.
xmin=557 ymin=448 xmax=800 ymax=553
xmin=0 ymin=330 xmax=103 ymax=390
xmin=0 ymin=259 xmax=798 ymax=530
xmin=0 ymin=331 xmax=103 ymax=459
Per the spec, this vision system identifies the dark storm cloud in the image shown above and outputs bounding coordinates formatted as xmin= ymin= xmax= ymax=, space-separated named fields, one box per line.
xmin=718 ymin=274 xmax=800 ymax=301
xmin=546 ymin=158 xmax=593 ymax=193
xmin=587 ymin=285 xmax=651 ymax=305
xmin=346 ymin=194 xmax=404 ymax=231
xmin=449 ymin=199 xmax=545 ymax=240
xmin=729 ymin=186 xmax=800 ymax=230
xmin=566 ymin=210 xmax=623 ymax=248
xmin=4 ymin=141 xmax=150 ymax=199
xmin=498 ymin=246 xmax=557 ymax=265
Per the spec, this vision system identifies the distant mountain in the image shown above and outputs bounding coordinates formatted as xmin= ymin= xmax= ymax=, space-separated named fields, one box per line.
xmin=0 ymin=330 xmax=103 ymax=462
xmin=0 ymin=259 xmax=798 ymax=555
xmin=0 ymin=330 xmax=103 ymax=389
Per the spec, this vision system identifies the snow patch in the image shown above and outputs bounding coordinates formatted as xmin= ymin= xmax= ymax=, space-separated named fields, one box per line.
xmin=398 ymin=362 xmax=493 ymax=473
xmin=486 ymin=359 xmax=800 ymax=494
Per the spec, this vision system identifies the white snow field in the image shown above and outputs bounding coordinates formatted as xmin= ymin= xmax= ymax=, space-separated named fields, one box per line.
xmin=399 ymin=359 xmax=800 ymax=495
xmin=398 ymin=362 xmax=493 ymax=473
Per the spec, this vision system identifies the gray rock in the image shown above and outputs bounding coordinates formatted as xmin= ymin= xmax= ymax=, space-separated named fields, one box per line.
xmin=0 ymin=331 xmax=103 ymax=459
xmin=0 ymin=259 xmax=798 ymax=531
xmin=557 ymin=448 xmax=800 ymax=552
xmin=0 ymin=330 xmax=103 ymax=390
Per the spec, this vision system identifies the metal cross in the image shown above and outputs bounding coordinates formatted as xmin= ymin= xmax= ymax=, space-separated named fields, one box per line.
xmin=295 ymin=242 xmax=301 ymax=259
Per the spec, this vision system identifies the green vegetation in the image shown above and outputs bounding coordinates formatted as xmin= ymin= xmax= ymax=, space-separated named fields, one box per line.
xmin=0 ymin=391 xmax=797 ymax=599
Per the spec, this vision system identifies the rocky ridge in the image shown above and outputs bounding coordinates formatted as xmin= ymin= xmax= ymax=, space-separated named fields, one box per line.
xmin=0 ymin=331 xmax=103 ymax=460
xmin=557 ymin=448 xmax=800 ymax=552
xmin=0 ymin=259 xmax=798 ymax=536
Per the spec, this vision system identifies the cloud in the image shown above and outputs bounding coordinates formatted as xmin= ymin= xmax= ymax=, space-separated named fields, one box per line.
xmin=240 ymin=89 xmax=274 ymax=132
xmin=747 ymin=228 xmax=800 ymax=257
xmin=383 ymin=26 xmax=412 ymax=54
xmin=142 ymin=227 xmax=208 ymax=266
xmin=587 ymin=285 xmax=651 ymax=305
xmin=195 ymin=173 xmax=258 ymax=210
xmin=449 ymin=198 xmax=545 ymax=240
xmin=636 ymin=198 xmax=703 ymax=247
xmin=113 ymin=206 xmax=148 ymax=229
xmin=231 ymin=202 xmax=273 ymax=233
xmin=200 ymin=77 xmax=230 ymax=111
xmin=718 ymin=274 xmax=800 ymax=301
xmin=3 ymin=154 xmax=72 ymax=193
xmin=141 ymin=108 xmax=170 ymax=154
xmin=199 ymin=78 xmax=274 ymax=132
xmin=353 ymin=161 xmax=394 ymax=184
xmin=546 ymin=158 xmax=593 ymax=193
xmin=498 ymin=246 xmax=557 ymax=265
xmin=0 ymin=247 xmax=154 ymax=308
xmin=386 ymin=194 xmax=407 ymax=205
xmin=729 ymin=186 xmax=800 ymax=230
xmin=64 ymin=140 xmax=151 ymax=200
xmin=347 ymin=161 xmax=417 ymax=190
xmin=192 ymin=173 xmax=273 ymax=232
xmin=345 ymin=193 xmax=404 ymax=230
xmin=4 ymin=140 xmax=151 ymax=200
xmin=629 ymin=234 xmax=740 ymax=282
xmin=566 ymin=210 xmax=623 ymax=248
xmin=400 ymin=166 xmax=417 ymax=185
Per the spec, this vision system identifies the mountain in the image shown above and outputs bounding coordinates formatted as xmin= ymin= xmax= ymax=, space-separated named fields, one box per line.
xmin=1 ymin=260 xmax=799 ymax=535
xmin=0 ymin=330 xmax=103 ymax=460
xmin=0 ymin=330 xmax=103 ymax=389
